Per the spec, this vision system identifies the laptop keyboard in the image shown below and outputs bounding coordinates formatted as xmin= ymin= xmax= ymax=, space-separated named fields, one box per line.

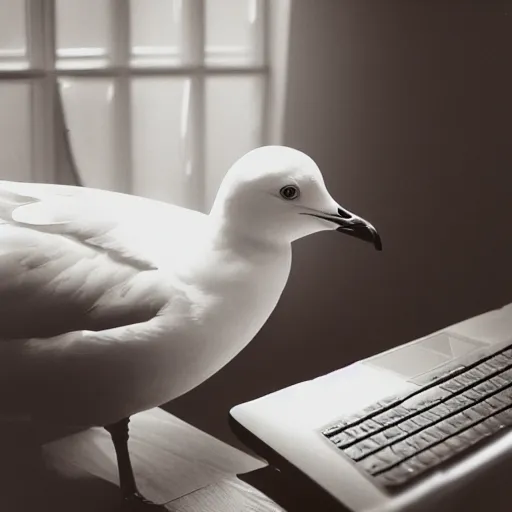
xmin=321 ymin=342 xmax=512 ymax=490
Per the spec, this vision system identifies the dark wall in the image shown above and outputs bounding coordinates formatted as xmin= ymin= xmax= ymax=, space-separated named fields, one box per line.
xmin=166 ymin=0 xmax=512 ymax=449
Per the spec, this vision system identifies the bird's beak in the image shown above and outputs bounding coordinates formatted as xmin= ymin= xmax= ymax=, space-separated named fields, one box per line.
xmin=303 ymin=206 xmax=382 ymax=250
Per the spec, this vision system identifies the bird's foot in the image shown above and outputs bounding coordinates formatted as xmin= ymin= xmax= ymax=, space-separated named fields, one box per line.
xmin=121 ymin=491 xmax=167 ymax=511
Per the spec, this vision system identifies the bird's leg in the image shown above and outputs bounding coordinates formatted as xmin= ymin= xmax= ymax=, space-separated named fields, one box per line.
xmin=104 ymin=417 xmax=159 ymax=509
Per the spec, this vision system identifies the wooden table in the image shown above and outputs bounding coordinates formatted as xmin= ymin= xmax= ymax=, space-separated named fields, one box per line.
xmin=0 ymin=408 xmax=333 ymax=512
xmin=4 ymin=407 xmax=506 ymax=512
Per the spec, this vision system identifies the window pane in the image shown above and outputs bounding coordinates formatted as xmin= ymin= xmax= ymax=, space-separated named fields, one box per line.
xmin=0 ymin=0 xmax=27 ymax=70
xmin=130 ymin=0 xmax=183 ymax=67
xmin=205 ymin=75 xmax=263 ymax=209
xmin=59 ymin=78 xmax=118 ymax=191
xmin=0 ymin=82 xmax=32 ymax=181
xmin=55 ymin=0 xmax=112 ymax=69
xmin=131 ymin=77 xmax=192 ymax=206
xmin=205 ymin=0 xmax=263 ymax=66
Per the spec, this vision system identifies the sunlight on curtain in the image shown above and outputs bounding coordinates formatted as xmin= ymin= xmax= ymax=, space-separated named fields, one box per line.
xmin=55 ymin=0 xmax=266 ymax=212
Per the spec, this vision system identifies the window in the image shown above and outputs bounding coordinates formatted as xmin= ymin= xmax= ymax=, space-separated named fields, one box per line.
xmin=0 ymin=0 xmax=289 ymax=212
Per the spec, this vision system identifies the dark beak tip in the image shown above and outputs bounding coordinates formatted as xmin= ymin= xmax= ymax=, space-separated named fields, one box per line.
xmin=336 ymin=223 xmax=382 ymax=251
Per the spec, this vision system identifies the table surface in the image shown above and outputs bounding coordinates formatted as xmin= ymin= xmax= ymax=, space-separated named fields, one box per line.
xmin=5 ymin=406 xmax=507 ymax=512
xmin=0 ymin=408 xmax=292 ymax=512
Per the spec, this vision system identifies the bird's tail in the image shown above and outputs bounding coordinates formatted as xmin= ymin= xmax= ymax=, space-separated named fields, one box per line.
xmin=0 ymin=185 xmax=37 ymax=224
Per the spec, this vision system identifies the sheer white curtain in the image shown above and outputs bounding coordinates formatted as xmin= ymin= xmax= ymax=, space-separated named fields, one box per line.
xmin=0 ymin=0 xmax=288 ymax=212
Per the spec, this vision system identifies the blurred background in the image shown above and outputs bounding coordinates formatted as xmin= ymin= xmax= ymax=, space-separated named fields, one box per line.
xmin=0 ymin=0 xmax=511 ymax=452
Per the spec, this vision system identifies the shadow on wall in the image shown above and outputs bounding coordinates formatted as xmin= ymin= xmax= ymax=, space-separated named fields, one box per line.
xmin=165 ymin=0 xmax=512 ymax=450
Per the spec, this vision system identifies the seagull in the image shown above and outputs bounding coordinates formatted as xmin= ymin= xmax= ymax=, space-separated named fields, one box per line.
xmin=0 ymin=145 xmax=381 ymax=509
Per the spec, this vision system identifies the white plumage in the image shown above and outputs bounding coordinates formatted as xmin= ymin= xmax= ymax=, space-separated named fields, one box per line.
xmin=0 ymin=145 xmax=380 ymax=507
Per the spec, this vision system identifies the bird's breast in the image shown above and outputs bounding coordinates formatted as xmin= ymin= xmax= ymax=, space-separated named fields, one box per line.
xmin=156 ymin=248 xmax=291 ymax=400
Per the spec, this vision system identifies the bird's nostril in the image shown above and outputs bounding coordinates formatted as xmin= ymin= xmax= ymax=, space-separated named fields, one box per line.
xmin=337 ymin=208 xmax=352 ymax=220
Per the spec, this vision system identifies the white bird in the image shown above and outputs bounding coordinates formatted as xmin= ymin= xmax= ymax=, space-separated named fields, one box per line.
xmin=0 ymin=145 xmax=380 ymax=509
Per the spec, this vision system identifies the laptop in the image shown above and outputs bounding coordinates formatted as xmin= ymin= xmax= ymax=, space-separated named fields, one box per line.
xmin=230 ymin=302 xmax=512 ymax=511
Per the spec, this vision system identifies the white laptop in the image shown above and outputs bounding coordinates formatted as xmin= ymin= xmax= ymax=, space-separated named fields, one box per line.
xmin=230 ymin=302 xmax=512 ymax=511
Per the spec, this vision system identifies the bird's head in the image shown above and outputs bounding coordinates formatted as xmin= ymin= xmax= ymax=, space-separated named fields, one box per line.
xmin=210 ymin=145 xmax=382 ymax=250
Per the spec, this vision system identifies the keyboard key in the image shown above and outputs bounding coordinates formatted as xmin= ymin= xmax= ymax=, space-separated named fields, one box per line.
xmin=495 ymin=407 xmax=512 ymax=425
xmin=377 ymin=426 xmax=408 ymax=444
xmin=402 ymin=456 xmax=429 ymax=474
xmin=358 ymin=447 xmax=401 ymax=475
xmin=405 ymin=430 xmax=438 ymax=451
xmin=421 ymin=409 xmax=444 ymax=422
xmin=397 ymin=419 xmax=423 ymax=434
xmin=472 ymin=421 xmax=496 ymax=437
xmin=322 ymin=423 xmax=346 ymax=436
xmin=415 ymin=448 xmax=442 ymax=466
xmin=435 ymin=418 xmax=462 ymax=437
xmin=414 ymin=362 xmax=467 ymax=385
xmin=443 ymin=394 xmax=473 ymax=412
xmin=379 ymin=389 xmax=419 ymax=407
xmin=483 ymin=358 xmax=502 ymax=372
xmin=452 ymin=373 xmax=477 ymax=388
xmin=471 ymin=401 xmax=494 ymax=417
xmin=351 ymin=391 xmax=414 ymax=423
xmin=478 ymin=361 xmax=500 ymax=375
xmin=429 ymin=402 xmax=452 ymax=417
xmin=358 ymin=456 xmax=390 ymax=475
xmin=390 ymin=440 xmax=418 ymax=459
xmin=463 ymin=366 xmax=488 ymax=382
xmin=343 ymin=438 xmax=381 ymax=461
xmin=444 ymin=434 xmax=470 ymax=453
xmin=377 ymin=464 xmax=413 ymax=487
xmin=485 ymin=396 xmax=505 ymax=413
xmin=330 ymin=431 xmax=355 ymax=447
xmin=489 ymin=374 xmax=509 ymax=388
xmin=493 ymin=388 xmax=512 ymax=404
xmin=493 ymin=353 xmax=512 ymax=367
xmin=430 ymin=441 xmax=453 ymax=461
xmin=402 ymin=387 xmax=450 ymax=412
xmin=409 ymin=414 xmax=434 ymax=428
xmin=345 ymin=419 xmax=382 ymax=440
xmin=473 ymin=380 xmax=500 ymax=397
xmin=423 ymin=424 xmax=450 ymax=441
xmin=501 ymin=368 xmax=512 ymax=380
xmin=446 ymin=411 xmax=473 ymax=430
xmin=482 ymin=416 xmax=503 ymax=433
xmin=460 ymin=407 xmax=484 ymax=423
xmin=373 ymin=405 xmax=410 ymax=426
xmin=458 ymin=425 xmax=486 ymax=445
xmin=441 ymin=378 xmax=467 ymax=393
xmin=463 ymin=388 xmax=485 ymax=401
xmin=378 ymin=462 xmax=420 ymax=487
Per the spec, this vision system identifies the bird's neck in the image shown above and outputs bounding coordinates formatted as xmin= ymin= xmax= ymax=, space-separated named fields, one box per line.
xmin=208 ymin=207 xmax=288 ymax=259
xmin=176 ymin=216 xmax=290 ymax=288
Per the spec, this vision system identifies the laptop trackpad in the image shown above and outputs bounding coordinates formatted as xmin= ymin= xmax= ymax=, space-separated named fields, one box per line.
xmin=365 ymin=333 xmax=485 ymax=379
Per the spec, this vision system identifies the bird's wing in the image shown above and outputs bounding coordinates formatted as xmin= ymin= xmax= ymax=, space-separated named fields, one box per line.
xmin=0 ymin=181 xmax=205 ymax=339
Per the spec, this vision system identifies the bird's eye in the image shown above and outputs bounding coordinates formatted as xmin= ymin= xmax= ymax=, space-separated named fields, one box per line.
xmin=280 ymin=185 xmax=300 ymax=200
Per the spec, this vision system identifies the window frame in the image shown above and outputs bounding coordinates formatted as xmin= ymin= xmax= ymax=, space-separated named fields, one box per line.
xmin=0 ymin=0 xmax=284 ymax=213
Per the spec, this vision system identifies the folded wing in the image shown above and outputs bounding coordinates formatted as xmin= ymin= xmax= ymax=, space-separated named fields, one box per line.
xmin=0 ymin=181 xmax=205 ymax=339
